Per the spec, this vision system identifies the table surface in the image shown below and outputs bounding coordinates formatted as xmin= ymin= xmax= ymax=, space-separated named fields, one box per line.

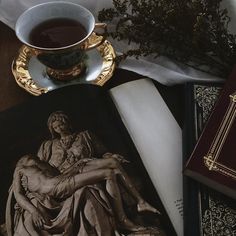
xmin=0 ymin=21 xmax=32 ymax=111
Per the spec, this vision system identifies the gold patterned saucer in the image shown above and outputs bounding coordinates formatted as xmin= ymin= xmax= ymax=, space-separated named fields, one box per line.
xmin=12 ymin=33 xmax=116 ymax=96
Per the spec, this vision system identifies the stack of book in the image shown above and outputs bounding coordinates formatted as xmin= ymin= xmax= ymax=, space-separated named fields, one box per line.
xmin=184 ymin=67 xmax=236 ymax=235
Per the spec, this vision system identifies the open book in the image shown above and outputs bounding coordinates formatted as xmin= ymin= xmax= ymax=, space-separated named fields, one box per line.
xmin=0 ymin=79 xmax=182 ymax=236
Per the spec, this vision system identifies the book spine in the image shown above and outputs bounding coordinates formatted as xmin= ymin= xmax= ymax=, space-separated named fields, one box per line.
xmin=183 ymin=83 xmax=201 ymax=236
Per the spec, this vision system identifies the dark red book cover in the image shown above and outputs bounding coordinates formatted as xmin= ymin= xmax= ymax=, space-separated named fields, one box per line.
xmin=184 ymin=66 xmax=236 ymax=199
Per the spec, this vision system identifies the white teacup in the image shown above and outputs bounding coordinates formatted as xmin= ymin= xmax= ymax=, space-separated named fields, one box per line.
xmin=15 ymin=1 xmax=107 ymax=81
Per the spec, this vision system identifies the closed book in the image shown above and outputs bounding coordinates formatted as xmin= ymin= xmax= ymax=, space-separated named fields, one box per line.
xmin=184 ymin=66 xmax=236 ymax=200
xmin=183 ymin=82 xmax=236 ymax=236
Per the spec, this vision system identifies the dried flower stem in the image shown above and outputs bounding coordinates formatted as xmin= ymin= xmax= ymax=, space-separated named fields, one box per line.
xmin=98 ymin=0 xmax=236 ymax=77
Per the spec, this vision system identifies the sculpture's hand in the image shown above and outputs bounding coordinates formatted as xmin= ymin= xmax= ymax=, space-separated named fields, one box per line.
xmin=31 ymin=209 xmax=45 ymax=230
xmin=103 ymin=153 xmax=130 ymax=163
xmin=66 ymin=151 xmax=76 ymax=164
xmin=21 ymin=175 xmax=28 ymax=191
xmin=113 ymin=154 xmax=130 ymax=163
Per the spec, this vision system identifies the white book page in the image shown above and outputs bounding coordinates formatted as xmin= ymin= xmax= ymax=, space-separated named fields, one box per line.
xmin=110 ymin=78 xmax=183 ymax=236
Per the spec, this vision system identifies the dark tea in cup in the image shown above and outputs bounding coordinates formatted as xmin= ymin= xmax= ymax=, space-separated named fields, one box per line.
xmin=29 ymin=18 xmax=88 ymax=48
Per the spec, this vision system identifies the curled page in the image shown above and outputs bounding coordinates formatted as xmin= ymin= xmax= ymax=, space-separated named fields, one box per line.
xmin=110 ymin=78 xmax=183 ymax=236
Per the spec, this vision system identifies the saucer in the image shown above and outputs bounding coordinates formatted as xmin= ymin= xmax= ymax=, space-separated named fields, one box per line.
xmin=12 ymin=34 xmax=116 ymax=96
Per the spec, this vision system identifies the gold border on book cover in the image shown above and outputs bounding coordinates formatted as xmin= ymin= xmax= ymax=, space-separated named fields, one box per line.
xmin=204 ymin=92 xmax=236 ymax=180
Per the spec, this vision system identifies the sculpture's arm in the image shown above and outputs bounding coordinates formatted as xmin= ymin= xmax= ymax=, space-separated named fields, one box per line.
xmin=13 ymin=168 xmax=45 ymax=229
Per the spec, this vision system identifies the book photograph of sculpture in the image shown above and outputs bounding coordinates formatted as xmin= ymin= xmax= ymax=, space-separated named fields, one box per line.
xmin=0 ymin=86 xmax=174 ymax=236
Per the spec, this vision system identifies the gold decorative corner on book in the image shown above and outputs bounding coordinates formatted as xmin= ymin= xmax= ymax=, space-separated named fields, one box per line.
xmin=203 ymin=92 xmax=236 ymax=180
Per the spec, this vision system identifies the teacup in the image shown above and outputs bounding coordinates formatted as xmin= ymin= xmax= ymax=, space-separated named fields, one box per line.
xmin=15 ymin=1 xmax=107 ymax=81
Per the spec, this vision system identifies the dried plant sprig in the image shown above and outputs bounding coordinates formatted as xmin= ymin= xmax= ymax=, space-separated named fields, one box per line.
xmin=98 ymin=0 xmax=236 ymax=77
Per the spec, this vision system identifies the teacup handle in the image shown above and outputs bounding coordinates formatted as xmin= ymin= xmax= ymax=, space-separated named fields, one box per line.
xmin=85 ymin=23 xmax=107 ymax=50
